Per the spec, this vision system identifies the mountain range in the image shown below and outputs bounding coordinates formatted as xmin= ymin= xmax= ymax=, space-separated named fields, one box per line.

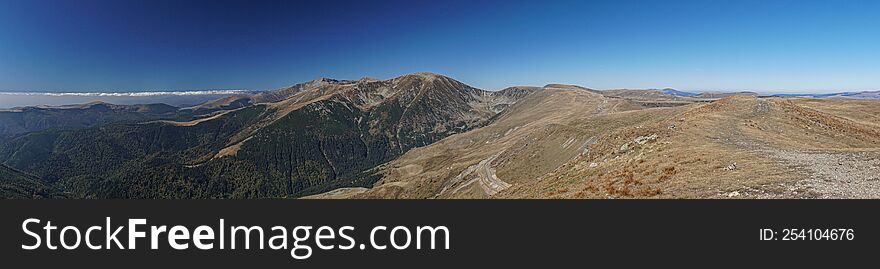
xmin=2 ymin=73 xmax=879 ymax=199
xmin=0 ymin=73 xmax=530 ymax=198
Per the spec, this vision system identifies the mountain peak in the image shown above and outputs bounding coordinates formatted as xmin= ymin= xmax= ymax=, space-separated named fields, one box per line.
xmin=658 ymin=88 xmax=697 ymax=97
xmin=310 ymin=77 xmax=344 ymax=84
xmin=395 ymin=72 xmax=448 ymax=81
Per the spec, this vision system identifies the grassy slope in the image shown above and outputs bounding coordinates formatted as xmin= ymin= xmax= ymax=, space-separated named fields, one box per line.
xmin=356 ymin=92 xmax=880 ymax=199
xmin=360 ymin=86 xmax=645 ymax=198
xmin=500 ymin=96 xmax=880 ymax=199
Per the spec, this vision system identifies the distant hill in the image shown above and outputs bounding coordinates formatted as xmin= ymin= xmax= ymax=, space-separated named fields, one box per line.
xmin=659 ymin=88 xmax=697 ymax=97
xmin=694 ymin=91 xmax=759 ymax=99
xmin=835 ymin=90 xmax=880 ymax=99
xmin=773 ymin=90 xmax=880 ymax=100
xmin=0 ymin=102 xmax=183 ymax=140
xmin=602 ymin=89 xmax=677 ymax=100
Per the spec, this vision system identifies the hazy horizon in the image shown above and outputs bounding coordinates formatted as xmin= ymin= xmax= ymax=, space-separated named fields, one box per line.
xmin=2 ymin=75 xmax=879 ymax=109
xmin=0 ymin=89 xmax=254 ymax=109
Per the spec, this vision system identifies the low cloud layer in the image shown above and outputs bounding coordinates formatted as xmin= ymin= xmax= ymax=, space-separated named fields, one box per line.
xmin=0 ymin=90 xmax=252 ymax=97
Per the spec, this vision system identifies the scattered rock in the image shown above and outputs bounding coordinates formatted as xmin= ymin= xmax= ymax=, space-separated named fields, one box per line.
xmin=726 ymin=191 xmax=740 ymax=198
xmin=618 ymin=142 xmax=632 ymax=153
xmin=618 ymin=134 xmax=658 ymax=154
xmin=634 ymin=134 xmax=658 ymax=145
xmin=589 ymin=162 xmax=599 ymax=168
xmin=723 ymin=162 xmax=738 ymax=171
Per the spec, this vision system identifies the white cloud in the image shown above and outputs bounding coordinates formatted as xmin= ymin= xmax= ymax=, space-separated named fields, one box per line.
xmin=0 ymin=90 xmax=252 ymax=97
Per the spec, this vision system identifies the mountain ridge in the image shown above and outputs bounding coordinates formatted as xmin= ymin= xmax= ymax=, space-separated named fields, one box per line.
xmin=0 ymin=72 xmax=536 ymax=198
xmin=3 ymin=73 xmax=880 ymax=199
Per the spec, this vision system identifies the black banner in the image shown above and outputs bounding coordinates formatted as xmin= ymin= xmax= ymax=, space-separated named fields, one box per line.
xmin=1 ymin=200 xmax=874 ymax=267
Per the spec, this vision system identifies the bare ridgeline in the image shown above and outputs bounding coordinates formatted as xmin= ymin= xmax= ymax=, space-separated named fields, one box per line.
xmin=2 ymin=73 xmax=879 ymax=199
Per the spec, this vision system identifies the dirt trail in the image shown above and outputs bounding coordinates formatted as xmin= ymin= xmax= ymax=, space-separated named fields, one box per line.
xmin=151 ymin=110 xmax=232 ymax=126
xmin=476 ymin=155 xmax=512 ymax=195
xmin=438 ymin=154 xmax=510 ymax=197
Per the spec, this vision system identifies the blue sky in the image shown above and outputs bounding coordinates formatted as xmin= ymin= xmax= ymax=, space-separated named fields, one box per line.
xmin=0 ymin=0 xmax=878 ymax=93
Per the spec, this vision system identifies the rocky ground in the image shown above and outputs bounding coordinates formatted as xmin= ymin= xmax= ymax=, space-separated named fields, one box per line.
xmin=731 ymin=147 xmax=880 ymax=199
xmin=721 ymin=98 xmax=880 ymax=198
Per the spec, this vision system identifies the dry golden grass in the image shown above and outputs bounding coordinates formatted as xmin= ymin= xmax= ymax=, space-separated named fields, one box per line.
xmin=350 ymin=90 xmax=880 ymax=199
xmin=501 ymin=95 xmax=879 ymax=199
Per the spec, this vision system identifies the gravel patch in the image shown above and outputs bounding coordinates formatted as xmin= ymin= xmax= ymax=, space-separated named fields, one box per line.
xmin=763 ymin=150 xmax=880 ymax=198
xmin=729 ymin=137 xmax=880 ymax=198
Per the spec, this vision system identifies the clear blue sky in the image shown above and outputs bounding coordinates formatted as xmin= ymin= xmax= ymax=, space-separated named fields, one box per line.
xmin=0 ymin=0 xmax=878 ymax=93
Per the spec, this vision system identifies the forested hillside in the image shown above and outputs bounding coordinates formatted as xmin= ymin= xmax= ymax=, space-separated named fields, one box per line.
xmin=0 ymin=164 xmax=68 ymax=199
xmin=0 ymin=102 xmax=183 ymax=140
xmin=0 ymin=73 xmax=532 ymax=198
